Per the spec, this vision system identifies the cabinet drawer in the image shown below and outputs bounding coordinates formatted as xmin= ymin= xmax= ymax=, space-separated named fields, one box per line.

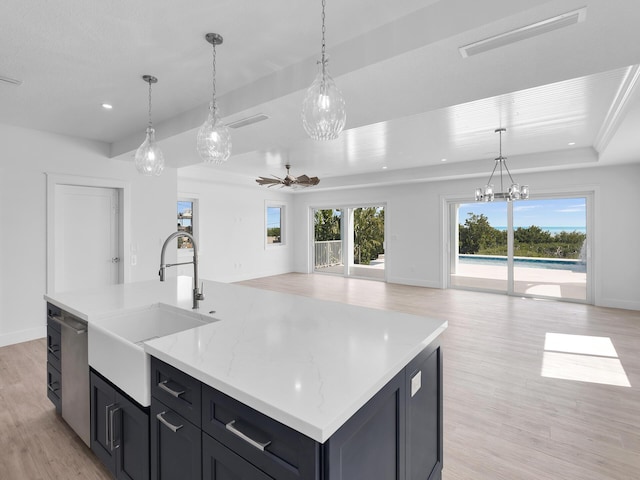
xmin=151 ymin=357 xmax=201 ymax=427
xmin=47 ymin=362 xmax=62 ymax=413
xmin=47 ymin=303 xmax=62 ymax=332
xmin=202 ymin=385 xmax=319 ymax=480
xmin=203 ymin=432 xmax=274 ymax=480
xmin=46 ymin=325 xmax=61 ymax=371
xmin=151 ymin=398 xmax=201 ymax=480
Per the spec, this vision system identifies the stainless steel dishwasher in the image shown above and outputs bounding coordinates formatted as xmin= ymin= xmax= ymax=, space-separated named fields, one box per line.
xmin=51 ymin=310 xmax=90 ymax=446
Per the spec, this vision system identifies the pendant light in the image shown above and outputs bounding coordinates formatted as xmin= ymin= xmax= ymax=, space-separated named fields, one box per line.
xmin=197 ymin=33 xmax=231 ymax=165
xmin=301 ymin=0 xmax=346 ymax=140
xmin=475 ymin=128 xmax=529 ymax=202
xmin=134 ymin=75 xmax=165 ymax=176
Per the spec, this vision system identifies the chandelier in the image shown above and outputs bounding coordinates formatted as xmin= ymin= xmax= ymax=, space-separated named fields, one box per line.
xmin=134 ymin=75 xmax=165 ymax=176
xmin=197 ymin=33 xmax=232 ymax=165
xmin=301 ymin=0 xmax=346 ymax=140
xmin=475 ymin=128 xmax=529 ymax=202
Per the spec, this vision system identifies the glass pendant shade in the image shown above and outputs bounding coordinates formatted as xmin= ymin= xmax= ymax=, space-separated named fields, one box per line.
xmin=197 ymin=101 xmax=231 ymax=164
xmin=302 ymin=61 xmax=346 ymax=140
xmin=134 ymin=126 xmax=165 ymax=176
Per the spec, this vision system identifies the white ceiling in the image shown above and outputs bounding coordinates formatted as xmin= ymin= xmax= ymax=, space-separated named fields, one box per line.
xmin=2 ymin=0 xmax=640 ymax=189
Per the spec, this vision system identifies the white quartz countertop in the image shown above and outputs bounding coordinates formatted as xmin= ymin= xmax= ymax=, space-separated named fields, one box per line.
xmin=45 ymin=277 xmax=447 ymax=443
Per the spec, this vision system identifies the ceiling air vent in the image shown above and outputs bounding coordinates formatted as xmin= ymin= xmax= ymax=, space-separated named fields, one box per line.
xmin=226 ymin=113 xmax=269 ymax=129
xmin=459 ymin=7 xmax=587 ymax=58
xmin=0 ymin=75 xmax=23 ymax=87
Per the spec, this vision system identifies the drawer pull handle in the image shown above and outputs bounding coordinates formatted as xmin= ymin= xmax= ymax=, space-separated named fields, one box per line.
xmin=47 ymin=346 xmax=59 ymax=354
xmin=158 ymin=380 xmax=185 ymax=398
xmin=105 ymin=403 xmax=116 ymax=447
xmin=157 ymin=411 xmax=183 ymax=433
xmin=109 ymin=406 xmax=121 ymax=451
xmin=226 ymin=420 xmax=271 ymax=451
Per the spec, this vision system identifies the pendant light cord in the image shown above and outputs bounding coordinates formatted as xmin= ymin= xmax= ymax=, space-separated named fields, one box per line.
xmin=321 ymin=0 xmax=327 ymax=73
xmin=211 ymin=41 xmax=217 ymax=111
xmin=147 ymin=79 xmax=153 ymax=128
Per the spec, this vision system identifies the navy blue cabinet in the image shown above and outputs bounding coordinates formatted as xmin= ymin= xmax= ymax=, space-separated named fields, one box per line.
xmin=203 ymin=433 xmax=274 ymax=480
xmin=46 ymin=303 xmax=62 ymax=413
xmin=150 ymin=359 xmax=202 ymax=480
xmin=406 ymin=343 xmax=443 ymax=480
xmin=90 ymin=371 xmax=150 ymax=480
xmin=150 ymin=339 xmax=443 ymax=480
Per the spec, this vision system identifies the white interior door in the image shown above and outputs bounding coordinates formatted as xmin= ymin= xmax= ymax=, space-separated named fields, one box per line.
xmin=54 ymin=185 xmax=120 ymax=292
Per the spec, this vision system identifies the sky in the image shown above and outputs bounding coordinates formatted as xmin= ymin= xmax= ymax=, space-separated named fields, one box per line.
xmin=267 ymin=206 xmax=281 ymax=229
xmin=458 ymin=198 xmax=586 ymax=228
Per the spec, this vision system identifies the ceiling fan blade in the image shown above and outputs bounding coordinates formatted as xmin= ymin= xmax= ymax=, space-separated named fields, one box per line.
xmin=296 ymin=174 xmax=310 ymax=183
xmin=256 ymin=177 xmax=283 ymax=186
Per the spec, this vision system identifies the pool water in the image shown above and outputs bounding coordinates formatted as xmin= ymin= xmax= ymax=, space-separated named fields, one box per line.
xmin=459 ymin=254 xmax=587 ymax=273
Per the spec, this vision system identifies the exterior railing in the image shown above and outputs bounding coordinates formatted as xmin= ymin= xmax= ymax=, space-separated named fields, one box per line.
xmin=315 ymin=240 xmax=342 ymax=268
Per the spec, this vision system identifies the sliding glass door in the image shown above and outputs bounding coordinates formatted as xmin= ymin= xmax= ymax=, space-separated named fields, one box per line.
xmin=313 ymin=205 xmax=386 ymax=280
xmin=449 ymin=196 xmax=589 ymax=302
xmin=451 ymin=202 xmax=508 ymax=292
xmin=512 ymin=198 xmax=587 ymax=301
xmin=313 ymin=208 xmax=343 ymax=274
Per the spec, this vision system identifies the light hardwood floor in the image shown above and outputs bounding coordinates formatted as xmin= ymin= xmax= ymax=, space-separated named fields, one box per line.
xmin=1 ymin=273 xmax=639 ymax=479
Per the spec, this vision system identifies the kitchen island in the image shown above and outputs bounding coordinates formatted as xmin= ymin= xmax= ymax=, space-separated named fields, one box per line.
xmin=45 ymin=276 xmax=447 ymax=480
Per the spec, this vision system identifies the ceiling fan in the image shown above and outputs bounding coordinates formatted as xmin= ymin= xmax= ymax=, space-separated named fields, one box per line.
xmin=256 ymin=164 xmax=320 ymax=188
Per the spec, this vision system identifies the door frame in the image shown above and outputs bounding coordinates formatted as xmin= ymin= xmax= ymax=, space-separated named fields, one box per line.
xmin=440 ymin=188 xmax=595 ymax=304
xmin=46 ymin=173 xmax=131 ymax=294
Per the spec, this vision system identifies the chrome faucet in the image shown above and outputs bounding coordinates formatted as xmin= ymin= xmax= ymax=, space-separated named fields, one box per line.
xmin=159 ymin=232 xmax=204 ymax=309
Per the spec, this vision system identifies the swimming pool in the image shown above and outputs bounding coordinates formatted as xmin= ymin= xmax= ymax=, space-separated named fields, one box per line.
xmin=458 ymin=254 xmax=586 ymax=273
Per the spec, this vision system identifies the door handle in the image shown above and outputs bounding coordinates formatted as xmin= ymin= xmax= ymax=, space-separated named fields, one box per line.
xmin=109 ymin=406 xmax=121 ymax=451
xmin=111 ymin=257 xmax=120 ymax=264
xmin=105 ymin=403 xmax=115 ymax=448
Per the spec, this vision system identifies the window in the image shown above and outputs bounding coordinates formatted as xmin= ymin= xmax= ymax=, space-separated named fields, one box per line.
xmin=177 ymin=200 xmax=195 ymax=249
xmin=266 ymin=204 xmax=285 ymax=246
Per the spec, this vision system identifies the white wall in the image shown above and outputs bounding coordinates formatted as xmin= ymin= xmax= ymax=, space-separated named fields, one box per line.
xmin=292 ymin=163 xmax=640 ymax=311
xmin=178 ymin=168 xmax=294 ymax=283
xmin=0 ymin=124 xmax=176 ymax=346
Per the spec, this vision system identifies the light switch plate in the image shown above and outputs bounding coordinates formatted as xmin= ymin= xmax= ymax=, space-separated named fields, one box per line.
xmin=411 ymin=371 xmax=422 ymax=397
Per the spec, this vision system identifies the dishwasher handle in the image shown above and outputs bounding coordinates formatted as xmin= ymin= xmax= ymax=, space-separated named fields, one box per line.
xmin=51 ymin=313 xmax=87 ymax=334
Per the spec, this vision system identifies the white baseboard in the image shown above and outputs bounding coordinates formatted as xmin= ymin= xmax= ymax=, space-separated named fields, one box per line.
xmin=596 ymin=297 xmax=640 ymax=312
xmin=0 ymin=325 xmax=46 ymax=348
xmin=386 ymin=276 xmax=442 ymax=289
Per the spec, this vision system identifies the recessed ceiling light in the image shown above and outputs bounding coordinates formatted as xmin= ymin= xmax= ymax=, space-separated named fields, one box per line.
xmin=568 ymin=142 xmax=576 ymax=146
xmin=441 ymin=158 xmax=447 ymax=162
xmin=101 ymin=103 xmax=113 ymax=110
xmin=382 ymin=166 xmax=388 ymax=170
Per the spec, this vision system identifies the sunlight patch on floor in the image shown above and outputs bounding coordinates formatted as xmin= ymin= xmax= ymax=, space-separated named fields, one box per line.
xmin=541 ymin=333 xmax=631 ymax=387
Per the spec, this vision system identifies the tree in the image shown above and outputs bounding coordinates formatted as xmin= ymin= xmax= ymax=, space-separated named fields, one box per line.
xmin=353 ymin=207 xmax=384 ymax=264
xmin=458 ymin=213 xmax=504 ymax=254
xmin=314 ymin=209 xmax=341 ymax=241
